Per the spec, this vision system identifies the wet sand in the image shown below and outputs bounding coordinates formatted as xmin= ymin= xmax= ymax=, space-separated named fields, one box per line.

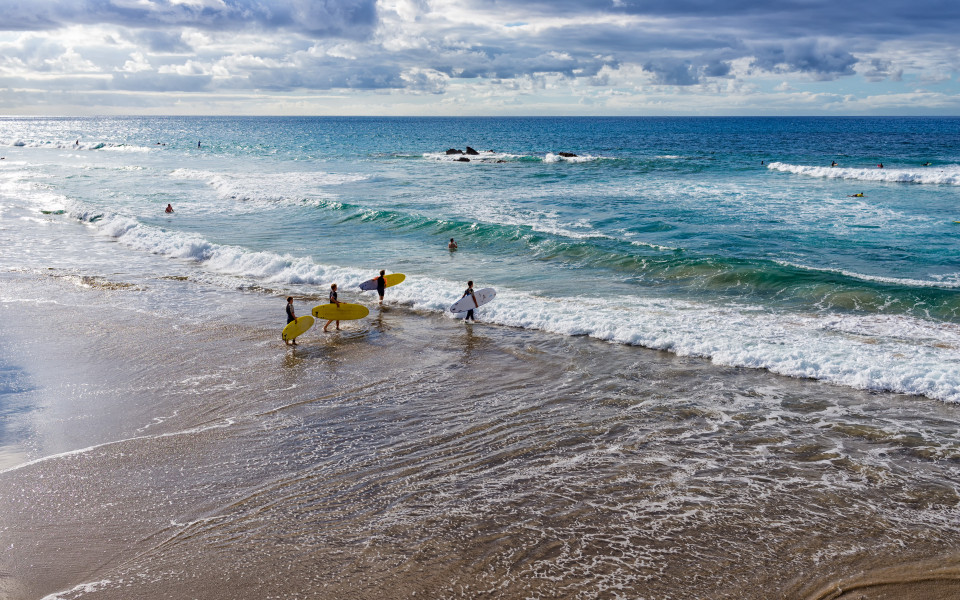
xmin=2 ymin=272 xmax=960 ymax=599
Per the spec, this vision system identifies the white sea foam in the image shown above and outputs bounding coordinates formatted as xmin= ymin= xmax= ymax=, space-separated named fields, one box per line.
xmin=422 ymin=150 xmax=523 ymax=163
xmin=1 ymin=138 xmax=152 ymax=153
xmin=168 ymin=168 xmax=364 ymax=209
xmin=767 ymin=161 xmax=960 ymax=185
xmin=422 ymin=151 xmax=605 ymax=163
xmin=774 ymin=260 xmax=960 ymax=289
xmin=543 ymin=152 xmax=605 ymax=163
xmin=62 ymin=210 xmax=960 ymax=404
xmin=40 ymin=580 xmax=116 ymax=600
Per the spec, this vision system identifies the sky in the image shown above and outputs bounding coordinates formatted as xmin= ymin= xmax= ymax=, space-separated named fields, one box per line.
xmin=0 ymin=0 xmax=958 ymax=116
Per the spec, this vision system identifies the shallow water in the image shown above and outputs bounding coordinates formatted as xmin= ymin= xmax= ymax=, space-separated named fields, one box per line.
xmin=2 ymin=270 xmax=960 ymax=599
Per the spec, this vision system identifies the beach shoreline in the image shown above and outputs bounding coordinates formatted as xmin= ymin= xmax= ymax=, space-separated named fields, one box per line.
xmin=3 ymin=270 xmax=960 ymax=599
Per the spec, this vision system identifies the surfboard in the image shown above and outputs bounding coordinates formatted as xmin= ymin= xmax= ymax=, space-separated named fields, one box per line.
xmin=282 ymin=315 xmax=314 ymax=341
xmin=312 ymin=303 xmax=370 ymax=321
xmin=450 ymin=288 xmax=496 ymax=313
xmin=359 ymin=273 xmax=406 ymax=291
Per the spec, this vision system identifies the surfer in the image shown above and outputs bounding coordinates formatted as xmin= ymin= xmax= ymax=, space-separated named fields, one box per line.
xmin=877 ymin=163 xmax=884 ymax=169
xmin=323 ymin=283 xmax=341 ymax=331
xmin=831 ymin=161 xmax=837 ymax=167
xmin=285 ymin=297 xmax=299 ymax=345
xmin=462 ymin=281 xmax=478 ymax=322
xmin=165 ymin=203 xmax=174 ymax=213
xmin=448 ymin=238 xmax=458 ymax=250
xmin=374 ymin=270 xmax=386 ymax=305
xmin=848 ymin=193 xmax=864 ymax=197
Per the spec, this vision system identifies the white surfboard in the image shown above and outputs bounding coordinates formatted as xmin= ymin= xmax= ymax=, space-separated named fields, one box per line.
xmin=450 ymin=288 xmax=496 ymax=313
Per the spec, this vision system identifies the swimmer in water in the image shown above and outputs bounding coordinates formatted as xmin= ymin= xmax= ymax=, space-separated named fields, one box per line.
xmin=848 ymin=193 xmax=864 ymax=197
xmin=165 ymin=203 xmax=174 ymax=213
xmin=831 ymin=161 xmax=837 ymax=167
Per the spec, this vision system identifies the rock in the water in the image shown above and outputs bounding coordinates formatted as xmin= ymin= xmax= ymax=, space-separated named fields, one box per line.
xmin=558 ymin=151 xmax=578 ymax=157
xmin=445 ymin=148 xmax=464 ymax=155
xmin=465 ymin=146 xmax=480 ymax=155
xmin=455 ymin=156 xmax=471 ymax=162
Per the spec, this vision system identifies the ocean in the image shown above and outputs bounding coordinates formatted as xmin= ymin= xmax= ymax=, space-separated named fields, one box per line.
xmin=2 ymin=116 xmax=960 ymax=599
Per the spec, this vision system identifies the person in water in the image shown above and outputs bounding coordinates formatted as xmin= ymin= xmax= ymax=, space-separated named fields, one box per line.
xmin=462 ymin=280 xmax=478 ymax=322
xmin=877 ymin=163 xmax=884 ymax=169
xmin=848 ymin=193 xmax=864 ymax=197
xmin=165 ymin=203 xmax=174 ymax=213
xmin=323 ymin=283 xmax=341 ymax=331
xmin=448 ymin=238 xmax=458 ymax=250
xmin=374 ymin=270 xmax=386 ymax=305
xmin=285 ymin=297 xmax=299 ymax=345
xmin=831 ymin=161 xmax=837 ymax=167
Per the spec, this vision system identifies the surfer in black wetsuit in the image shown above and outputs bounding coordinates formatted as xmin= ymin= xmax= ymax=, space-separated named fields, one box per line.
xmin=375 ymin=270 xmax=386 ymax=304
xmin=285 ymin=297 xmax=298 ymax=345
xmin=323 ymin=284 xmax=341 ymax=332
xmin=462 ymin=281 xmax=478 ymax=322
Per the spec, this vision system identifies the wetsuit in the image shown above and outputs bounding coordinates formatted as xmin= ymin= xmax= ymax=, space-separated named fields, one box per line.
xmin=286 ymin=302 xmax=295 ymax=324
xmin=329 ymin=289 xmax=338 ymax=304
xmin=462 ymin=287 xmax=477 ymax=321
xmin=376 ymin=275 xmax=386 ymax=300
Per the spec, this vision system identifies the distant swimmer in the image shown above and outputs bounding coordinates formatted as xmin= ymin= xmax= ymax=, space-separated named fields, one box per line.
xmin=198 ymin=140 xmax=201 ymax=149
xmin=831 ymin=161 xmax=837 ymax=167
xmin=877 ymin=163 xmax=884 ymax=169
xmin=448 ymin=238 xmax=458 ymax=250
xmin=848 ymin=193 xmax=864 ymax=197
xmin=923 ymin=162 xmax=932 ymax=166
xmin=323 ymin=283 xmax=341 ymax=331
xmin=165 ymin=203 xmax=174 ymax=213
xmin=462 ymin=280 xmax=478 ymax=322
xmin=285 ymin=297 xmax=299 ymax=345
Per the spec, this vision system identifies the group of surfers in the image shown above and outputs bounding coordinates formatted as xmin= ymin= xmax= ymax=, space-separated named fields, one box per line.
xmin=284 ymin=241 xmax=476 ymax=346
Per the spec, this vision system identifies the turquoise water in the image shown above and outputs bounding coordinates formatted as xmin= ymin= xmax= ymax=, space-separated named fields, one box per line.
xmin=2 ymin=116 xmax=959 ymax=400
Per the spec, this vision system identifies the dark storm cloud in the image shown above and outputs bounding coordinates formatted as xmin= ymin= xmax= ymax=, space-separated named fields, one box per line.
xmin=750 ymin=40 xmax=857 ymax=80
xmin=0 ymin=0 xmax=378 ymax=38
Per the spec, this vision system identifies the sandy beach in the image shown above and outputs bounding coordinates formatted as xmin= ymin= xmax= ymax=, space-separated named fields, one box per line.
xmin=3 ymin=269 xmax=960 ymax=599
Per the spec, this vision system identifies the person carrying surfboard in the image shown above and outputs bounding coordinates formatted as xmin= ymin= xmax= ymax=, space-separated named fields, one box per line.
xmin=285 ymin=297 xmax=299 ymax=345
xmin=373 ymin=270 xmax=386 ymax=305
xmin=323 ymin=284 xmax=341 ymax=332
xmin=462 ymin=281 xmax=478 ymax=322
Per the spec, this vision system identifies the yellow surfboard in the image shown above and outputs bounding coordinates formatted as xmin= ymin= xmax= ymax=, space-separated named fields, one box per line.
xmin=282 ymin=315 xmax=314 ymax=341
xmin=312 ymin=303 xmax=370 ymax=321
xmin=359 ymin=273 xmax=406 ymax=291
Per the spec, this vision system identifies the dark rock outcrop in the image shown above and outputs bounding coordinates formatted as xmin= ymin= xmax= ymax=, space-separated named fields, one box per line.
xmin=558 ymin=152 xmax=578 ymax=157
xmin=445 ymin=148 xmax=464 ymax=155
xmin=455 ymin=156 xmax=471 ymax=162
xmin=465 ymin=146 xmax=479 ymax=155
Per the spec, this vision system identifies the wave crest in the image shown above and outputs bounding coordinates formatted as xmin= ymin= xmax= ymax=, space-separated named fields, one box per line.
xmin=767 ymin=162 xmax=960 ymax=185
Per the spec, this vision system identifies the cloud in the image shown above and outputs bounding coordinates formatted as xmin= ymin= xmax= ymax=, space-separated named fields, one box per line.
xmin=0 ymin=0 xmax=379 ymax=38
xmin=750 ymin=39 xmax=857 ymax=80
xmin=0 ymin=0 xmax=958 ymax=114
xmin=862 ymin=58 xmax=903 ymax=82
